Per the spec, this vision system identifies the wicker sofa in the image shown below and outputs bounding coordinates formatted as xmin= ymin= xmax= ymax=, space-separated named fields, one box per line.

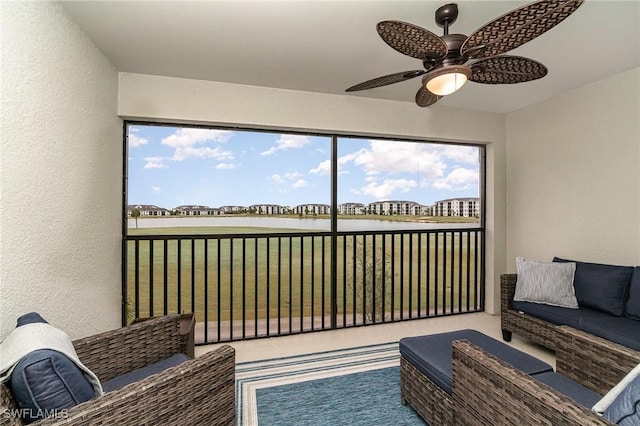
xmin=0 ymin=314 xmax=235 ymax=426
xmin=453 ymin=326 xmax=640 ymax=425
xmin=501 ymin=264 xmax=640 ymax=351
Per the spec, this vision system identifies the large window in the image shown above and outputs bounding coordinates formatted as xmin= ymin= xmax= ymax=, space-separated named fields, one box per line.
xmin=124 ymin=123 xmax=485 ymax=343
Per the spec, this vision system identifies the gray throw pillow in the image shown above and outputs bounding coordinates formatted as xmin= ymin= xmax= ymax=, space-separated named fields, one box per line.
xmin=514 ymin=257 xmax=578 ymax=308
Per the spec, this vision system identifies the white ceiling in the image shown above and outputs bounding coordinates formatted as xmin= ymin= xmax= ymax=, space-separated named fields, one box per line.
xmin=59 ymin=0 xmax=640 ymax=114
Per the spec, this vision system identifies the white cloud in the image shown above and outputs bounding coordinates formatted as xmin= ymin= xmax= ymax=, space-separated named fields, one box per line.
xmin=285 ymin=172 xmax=303 ymax=180
xmin=433 ymin=167 xmax=479 ymax=190
xmin=270 ymin=174 xmax=285 ymax=183
xmin=144 ymin=157 xmax=167 ymax=169
xmin=292 ymin=179 xmax=308 ymax=188
xmin=353 ymin=178 xmax=417 ymax=200
xmin=151 ymin=186 xmax=162 ymax=194
xmin=162 ymin=128 xmax=233 ymax=148
xmin=172 ymin=146 xmax=234 ymax=162
xmin=216 ymin=163 xmax=237 ymax=170
xmin=260 ymin=135 xmax=310 ymax=156
xmin=310 ymin=160 xmax=331 ymax=175
xmin=161 ymin=128 xmax=235 ymax=162
xmin=340 ymin=141 xmax=448 ymax=180
xmin=129 ymin=134 xmax=148 ymax=148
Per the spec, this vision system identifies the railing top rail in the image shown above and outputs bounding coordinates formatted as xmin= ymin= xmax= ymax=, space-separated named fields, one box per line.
xmin=125 ymin=227 xmax=484 ymax=241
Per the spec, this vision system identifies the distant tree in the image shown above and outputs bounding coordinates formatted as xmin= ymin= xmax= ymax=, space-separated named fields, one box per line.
xmin=131 ymin=208 xmax=141 ymax=228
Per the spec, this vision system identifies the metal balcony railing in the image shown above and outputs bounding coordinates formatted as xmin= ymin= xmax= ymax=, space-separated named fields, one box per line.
xmin=124 ymin=228 xmax=484 ymax=344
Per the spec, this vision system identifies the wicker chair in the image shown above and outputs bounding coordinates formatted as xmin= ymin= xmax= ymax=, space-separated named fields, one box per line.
xmin=0 ymin=314 xmax=235 ymax=426
xmin=452 ymin=326 xmax=640 ymax=425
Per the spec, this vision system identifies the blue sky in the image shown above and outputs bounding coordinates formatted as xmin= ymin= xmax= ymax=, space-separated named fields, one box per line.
xmin=127 ymin=125 xmax=480 ymax=209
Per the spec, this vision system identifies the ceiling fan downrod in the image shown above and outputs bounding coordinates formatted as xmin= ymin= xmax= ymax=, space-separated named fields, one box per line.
xmin=435 ymin=3 xmax=458 ymax=36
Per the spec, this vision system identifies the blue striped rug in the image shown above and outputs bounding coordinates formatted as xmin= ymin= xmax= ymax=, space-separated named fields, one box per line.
xmin=235 ymin=342 xmax=426 ymax=425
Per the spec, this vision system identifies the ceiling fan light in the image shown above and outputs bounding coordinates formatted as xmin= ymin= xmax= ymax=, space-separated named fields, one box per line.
xmin=423 ymin=66 xmax=471 ymax=96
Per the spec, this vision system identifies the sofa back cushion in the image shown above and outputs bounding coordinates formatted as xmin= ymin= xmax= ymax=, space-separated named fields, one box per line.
xmin=553 ymin=257 xmax=633 ymax=316
xmin=625 ymin=267 xmax=640 ymax=320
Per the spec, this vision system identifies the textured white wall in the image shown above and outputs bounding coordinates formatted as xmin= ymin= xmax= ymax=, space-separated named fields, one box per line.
xmin=0 ymin=2 xmax=122 ymax=339
xmin=506 ymin=68 xmax=640 ymax=269
xmin=118 ymin=73 xmax=508 ymax=313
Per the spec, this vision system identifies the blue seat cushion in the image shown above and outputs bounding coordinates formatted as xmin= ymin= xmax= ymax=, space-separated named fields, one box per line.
xmin=553 ymin=257 xmax=633 ymax=316
xmin=399 ymin=329 xmax=552 ymax=394
xmin=512 ymin=300 xmax=587 ymax=329
xmin=10 ymin=349 xmax=95 ymax=424
xmin=625 ymin=267 xmax=640 ymax=320
xmin=101 ymin=353 xmax=190 ymax=393
xmin=534 ymin=371 xmax=602 ymax=408
xmin=579 ymin=315 xmax=640 ymax=351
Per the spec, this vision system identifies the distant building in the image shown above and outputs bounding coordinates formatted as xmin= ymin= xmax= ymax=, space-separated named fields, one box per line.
xmin=432 ymin=198 xmax=480 ymax=217
xmin=248 ymin=204 xmax=288 ymax=215
xmin=127 ymin=204 xmax=170 ymax=216
xmin=294 ymin=203 xmax=331 ymax=215
xmin=367 ymin=200 xmax=427 ymax=216
xmin=219 ymin=205 xmax=246 ymax=214
xmin=174 ymin=205 xmax=218 ymax=216
xmin=338 ymin=202 xmax=365 ymax=215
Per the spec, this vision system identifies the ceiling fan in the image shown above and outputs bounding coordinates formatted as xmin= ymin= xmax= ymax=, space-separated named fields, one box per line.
xmin=346 ymin=0 xmax=584 ymax=107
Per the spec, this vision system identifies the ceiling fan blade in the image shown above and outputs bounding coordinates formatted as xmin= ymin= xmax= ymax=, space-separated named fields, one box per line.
xmin=346 ymin=70 xmax=426 ymax=92
xmin=469 ymin=56 xmax=548 ymax=84
xmin=461 ymin=0 xmax=584 ymax=59
xmin=415 ymin=87 xmax=442 ymax=107
xmin=377 ymin=20 xmax=448 ymax=60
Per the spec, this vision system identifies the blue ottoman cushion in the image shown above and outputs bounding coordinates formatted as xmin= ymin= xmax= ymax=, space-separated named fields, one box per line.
xmin=399 ymin=329 xmax=553 ymax=394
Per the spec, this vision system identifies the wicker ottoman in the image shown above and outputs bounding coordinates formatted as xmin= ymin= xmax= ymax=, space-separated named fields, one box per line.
xmin=399 ymin=329 xmax=553 ymax=426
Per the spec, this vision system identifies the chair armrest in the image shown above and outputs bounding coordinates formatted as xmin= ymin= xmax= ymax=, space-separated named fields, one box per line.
xmin=33 ymin=345 xmax=236 ymax=426
xmin=500 ymin=273 xmax=517 ymax=314
xmin=72 ymin=314 xmax=183 ymax=381
xmin=452 ymin=340 xmax=612 ymax=425
xmin=556 ymin=325 xmax=640 ymax=395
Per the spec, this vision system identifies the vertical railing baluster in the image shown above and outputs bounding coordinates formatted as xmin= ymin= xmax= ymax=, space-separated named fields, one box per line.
xmin=299 ymin=236 xmax=304 ymax=332
xmin=311 ymin=236 xmax=316 ymax=330
xmin=434 ymin=232 xmax=439 ymax=316
xmin=382 ymin=234 xmax=387 ymax=322
xmin=277 ymin=236 xmax=282 ymax=335
xmin=177 ymin=239 xmax=182 ymax=314
xmin=391 ymin=234 xmax=395 ymax=321
xmin=227 ymin=238 xmax=232 ymax=341
xmin=242 ymin=238 xmax=246 ymax=339
xmin=134 ymin=240 xmax=140 ymax=318
xmin=417 ymin=233 xmax=422 ymax=317
xmin=400 ymin=234 xmax=404 ymax=320
xmin=149 ymin=240 xmax=154 ymax=317
xmin=266 ymin=237 xmax=271 ymax=336
xmin=408 ymin=233 xmax=413 ymax=319
xmin=190 ymin=239 xmax=195 ymax=320
xmin=203 ymin=239 xmax=209 ymax=343
xmin=426 ymin=232 xmax=431 ymax=317
xmin=163 ymin=239 xmax=168 ymax=315
xmin=254 ymin=237 xmax=259 ymax=338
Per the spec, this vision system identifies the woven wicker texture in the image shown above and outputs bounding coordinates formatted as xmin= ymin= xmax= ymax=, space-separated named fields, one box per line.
xmin=400 ymin=356 xmax=453 ymax=426
xmin=376 ymin=21 xmax=447 ymax=60
xmin=0 ymin=314 xmax=235 ymax=426
xmin=414 ymin=87 xmax=441 ymax=107
xmin=452 ymin=339 xmax=612 ymax=425
xmin=556 ymin=326 xmax=640 ymax=395
xmin=346 ymin=70 xmax=425 ymax=92
xmin=501 ymin=273 xmax=559 ymax=349
xmin=470 ymin=55 xmax=547 ymax=84
xmin=462 ymin=0 xmax=585 ymax=59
